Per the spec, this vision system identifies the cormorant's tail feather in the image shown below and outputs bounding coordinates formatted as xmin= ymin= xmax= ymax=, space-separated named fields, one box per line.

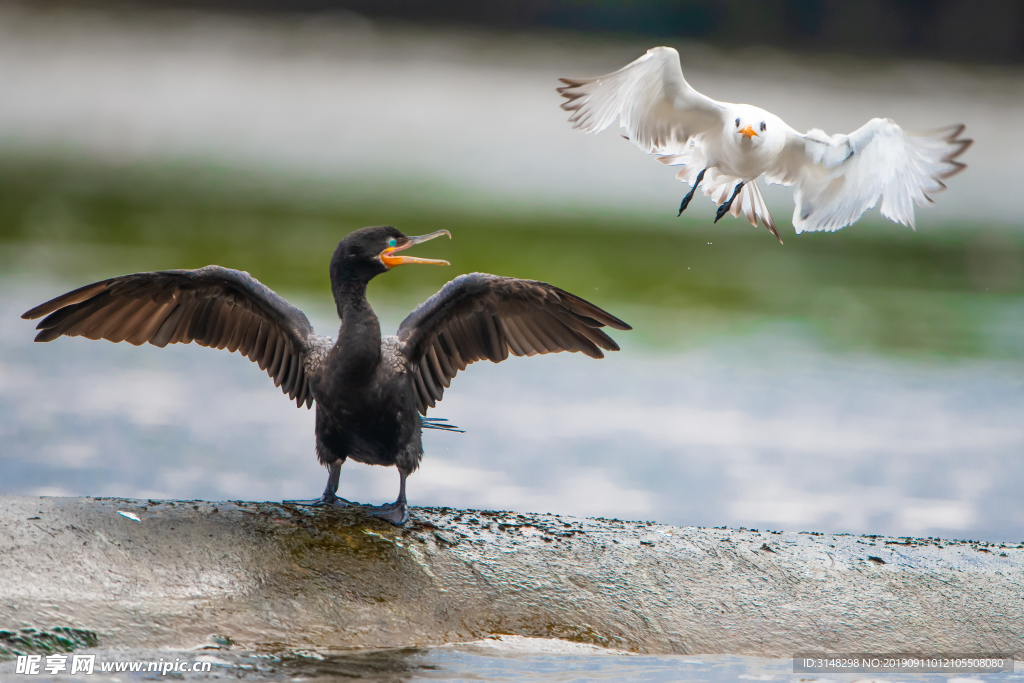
xmin=421 ymin=417 xmax=465 ymax=433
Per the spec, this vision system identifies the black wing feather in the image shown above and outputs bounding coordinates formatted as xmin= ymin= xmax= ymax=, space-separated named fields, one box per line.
xmin=22 ymin=266 xmax=317 ymax=409
xmin=397 ymin=273 xmax=630 ymax=414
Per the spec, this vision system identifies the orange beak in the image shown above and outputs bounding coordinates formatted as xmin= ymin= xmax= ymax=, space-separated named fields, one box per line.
xmin=381 ymin=230 xmax=451 ymax=268
xmin=739 ymin=125 xmax=758 ymax=139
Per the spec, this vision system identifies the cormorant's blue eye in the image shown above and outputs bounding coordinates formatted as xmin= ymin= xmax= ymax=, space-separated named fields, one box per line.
xmin=388 ymin=238 xmax=397 ymax=247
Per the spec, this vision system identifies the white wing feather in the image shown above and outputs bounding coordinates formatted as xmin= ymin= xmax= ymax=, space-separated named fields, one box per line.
xmin=766 ymin=120 xmax=971 ymax=233
xmin=558 ymin=46 xmax=725 ymax=155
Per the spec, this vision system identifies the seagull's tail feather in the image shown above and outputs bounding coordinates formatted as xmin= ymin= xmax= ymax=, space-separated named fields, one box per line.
xmin=702 ymin=173 xmax=782 ymax=243
xmin=662 ymin=152 xmax=783 ymax=242
xmin=421 ymin=417 xmax=465 ymax=433
xmin=739 ymin=182 xmax=782 ymax=244
xmin=701 ymin=169 xmax=734 ymax=205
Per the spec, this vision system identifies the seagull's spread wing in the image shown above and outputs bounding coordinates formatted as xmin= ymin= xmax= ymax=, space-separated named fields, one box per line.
xmin=22 ymin=266 xmax=319 ymax=408
xmin=397 ymin=273 xmax=631 ymax=414
xmin=559 ymin=46 xmax=725 ymax=154
xmin=765 ymin=120 xmax=971 ymax=233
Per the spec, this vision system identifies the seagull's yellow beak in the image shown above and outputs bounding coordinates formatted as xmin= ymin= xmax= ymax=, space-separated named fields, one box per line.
xmin=739 ymin=125 xmax=758 ymax=139
xmin=381 ymin=230 xmax=452 ymax=268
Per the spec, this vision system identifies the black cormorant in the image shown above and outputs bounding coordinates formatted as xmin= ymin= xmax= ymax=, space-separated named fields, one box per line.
xmin=22 ymin=226 xmax=631 ymax=524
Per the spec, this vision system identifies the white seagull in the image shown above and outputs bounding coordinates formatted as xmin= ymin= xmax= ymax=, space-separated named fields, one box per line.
xmin=558 ymin=47 xmax=972 ymax=243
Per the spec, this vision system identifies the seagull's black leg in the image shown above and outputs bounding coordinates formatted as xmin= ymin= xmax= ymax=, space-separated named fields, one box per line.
xmin=366 ymin=469 xmax=410 ymax=526
xmin=714 ymin=181 xmax=745 ymax=223
xmin=284 ymin=459 xmax=355 ymax=507
xmin=678 ymin=167 xmax=707 ymax=216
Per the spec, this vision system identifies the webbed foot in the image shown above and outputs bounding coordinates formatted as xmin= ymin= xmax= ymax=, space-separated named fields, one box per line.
xmin=714 ymin=202 xmax=729 ymax=222
xmin=714 ymin=181 xmax=745 ymax=223
xmin=678 ymin=167 xmax=707 ymax=216
xmin=366 ymin=502 xmax=409 ymax=526
xmin=678 ymin=187 xmax=697 ymax=216
xmin=284 ymin=492 xmax=355 ymax=507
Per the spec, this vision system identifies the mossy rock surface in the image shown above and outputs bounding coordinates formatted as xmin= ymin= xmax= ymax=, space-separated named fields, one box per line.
xmin=1 ymin=496 xmax=1022 ymax=658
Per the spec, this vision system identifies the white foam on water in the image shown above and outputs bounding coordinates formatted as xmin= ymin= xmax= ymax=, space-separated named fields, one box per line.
xmin=451 ymin=634 xmax=633 ymax=657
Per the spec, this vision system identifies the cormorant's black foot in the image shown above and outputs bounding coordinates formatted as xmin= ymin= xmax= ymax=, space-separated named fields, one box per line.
xmin=284 ymin=493 xmax=354 ymax=507
xmin=366 ymin=502 xmax=409 ymax=526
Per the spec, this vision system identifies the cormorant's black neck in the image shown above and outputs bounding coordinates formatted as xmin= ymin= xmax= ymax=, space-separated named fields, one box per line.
xmin=332 ymin=274 xmax=371 ymax=320
xmin=330 ymin=272 xmax=383 ymax=381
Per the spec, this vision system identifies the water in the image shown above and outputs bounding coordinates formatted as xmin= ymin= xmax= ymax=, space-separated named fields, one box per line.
xmin=1 ymin=639 xmax=1021 ymax=682
xmin=4 ymin=277 xmax=1022 ymax=541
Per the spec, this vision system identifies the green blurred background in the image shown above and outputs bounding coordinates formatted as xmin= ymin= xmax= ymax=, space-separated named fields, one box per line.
xmin=1 ymin=156 xmax=1019 ymax=359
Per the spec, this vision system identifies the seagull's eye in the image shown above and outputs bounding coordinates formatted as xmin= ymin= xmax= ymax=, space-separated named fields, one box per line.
xmin=387 ymin=238 xmax=397 ymax=248
xmin=735 ymin=118 xmax=740 ymax=127
xmin=760 ymin=121 xmax=767 ymax=132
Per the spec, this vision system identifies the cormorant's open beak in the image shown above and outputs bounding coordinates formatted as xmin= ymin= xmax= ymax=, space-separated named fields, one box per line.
xmin=739 ymin=125 xmax=758 ymax=139
xmin=381 ymin=230 xmax=451 ymax=268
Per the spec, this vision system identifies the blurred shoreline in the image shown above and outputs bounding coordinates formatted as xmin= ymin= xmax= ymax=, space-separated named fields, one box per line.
xmin=1 ymin=2 xmax=1022 ymax=226
xmin=2 ymin=155 xmax=1021 ymax=361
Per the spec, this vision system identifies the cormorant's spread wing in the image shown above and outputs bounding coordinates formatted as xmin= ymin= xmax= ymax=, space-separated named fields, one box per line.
xmin=22 ymin=266 xmax=318 ymax=408
xmin=558 ymin=46 xmax=725 ymax=155
xmin=397 ymin=273 xmax=631 ymax=414
xmin=765 ymin=120 xmax=971 ymax=233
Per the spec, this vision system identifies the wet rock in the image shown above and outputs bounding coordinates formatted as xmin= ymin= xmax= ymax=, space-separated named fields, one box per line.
xmin=1 ymin=496 xmax=1022 ymax=657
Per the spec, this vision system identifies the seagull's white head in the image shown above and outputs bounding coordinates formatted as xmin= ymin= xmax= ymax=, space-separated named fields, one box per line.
xmin=732 ymin=107 xmax=769 ymax=141
xmin=726 ymin=106 xmax=786 ymax=157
